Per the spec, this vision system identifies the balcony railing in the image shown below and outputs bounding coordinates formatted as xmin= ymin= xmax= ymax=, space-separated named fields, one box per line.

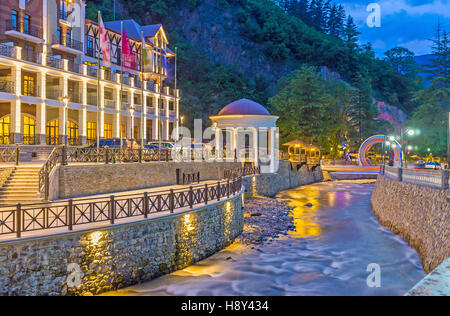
xmin=22 ymin=49 xmax=39 ymax=63
xmin=46 ymin=86 xmax=62 ymax=100
xmin=104 ymin=68 xmax=113 ymax=81
xmin=0 ymin=44 xmax=15 ymax=58
xmin=52 ymin=35 xmax=83 ymax=52
xmin=5 ymin=20 xmax=43 ymax=40
xmin=105 ymin=99 xmax=116 ymax=108
xmin=0 ymin=78 xmax=15 ymax=94
xmin=46 ymin=55 xmax=64 ymax=70
xmin=87 ymin=66 xmax=98 ymax=78
xmin=87 ymin=95 xmax=97 ymax=106
xmin=68 ymin=90 xmax=82 ymax=104
xmin=68 ymin=60 xmax=82 ymax=74
xmin=85 ymin=47 xmax=95 ymax=58
xmin=22 ymin=85 xmax=40 ymax=97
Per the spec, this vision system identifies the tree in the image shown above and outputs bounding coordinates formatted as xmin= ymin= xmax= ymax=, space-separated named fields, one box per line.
xmin=384 ymin=47 xmax=417 ymax=75
xmin=269 ymin=66 xmax=335 ymax=145
xmin=342 ymin=15 xmax=359 ymax=52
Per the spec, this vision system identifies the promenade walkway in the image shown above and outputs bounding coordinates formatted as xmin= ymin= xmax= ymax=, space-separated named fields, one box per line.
xmin=0 ymin=178 xmax=243 ymax=243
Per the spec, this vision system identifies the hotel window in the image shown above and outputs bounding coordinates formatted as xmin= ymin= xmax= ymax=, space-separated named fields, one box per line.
xmin=66 ymin=29 xmax=72 ymax=46
xmin=104 ymin=123 xmax=113 ymax=139
xmin=121 ymin=124 xmax=126 ymax=139
xmin=24 ymin=15 xmax=30 ymax=34
xmin=86 ymin=36 xmax=94 ymax=56
xmin=46 ymin=120 xmax=59 ymax=145
xmin=23 ymin=73 xmax=35 ymax=96
xmin=0 ymin=116 xmax=11 ymax=144
xmin=11 ymin=10 xmax=18 ymax=31
xmin=67 ymin=121 xmax=78 ymax=145
xmin=60 ymin=0 xmax=68 ymax=20
xmin=87 ymin=122 xmax=97 ymax=144
xmin=57 ymin=27 xmax=61 ymax=44
xmin=23 ymin=115 xmax=36 ymax=144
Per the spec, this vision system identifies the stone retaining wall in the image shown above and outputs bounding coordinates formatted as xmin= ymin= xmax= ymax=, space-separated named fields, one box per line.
xmin=371 ymin=175 xmax=450 ymax=274
xmin=0 ymin=191 xmax=244 ymax=296
xmin=242 ymin=160 xmax=323 ymax=197
xmin=54 ymin=161 xmax=241 ymax=199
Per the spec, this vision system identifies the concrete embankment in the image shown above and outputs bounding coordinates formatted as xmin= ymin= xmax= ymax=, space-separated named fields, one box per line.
xmin=371 ymin=175 xmax=450 ymax=273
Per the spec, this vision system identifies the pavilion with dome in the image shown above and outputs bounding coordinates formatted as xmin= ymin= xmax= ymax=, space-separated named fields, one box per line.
xmin=210 ymin=99 xmax=279 ymax=173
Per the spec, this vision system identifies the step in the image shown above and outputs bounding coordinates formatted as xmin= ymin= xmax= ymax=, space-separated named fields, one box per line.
xmin=0 ymin=188 xmax=39 ymax=193
xmin=0 ymin=191 xmax=39 ymax=198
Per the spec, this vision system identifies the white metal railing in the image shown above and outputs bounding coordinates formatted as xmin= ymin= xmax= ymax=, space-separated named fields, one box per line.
xmin=381 ymin=165 xmax=449 ymax=190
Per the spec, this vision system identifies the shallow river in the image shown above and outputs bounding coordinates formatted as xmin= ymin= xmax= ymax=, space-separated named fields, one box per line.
xmin=108 ymin=181 xmax=425 ymax=296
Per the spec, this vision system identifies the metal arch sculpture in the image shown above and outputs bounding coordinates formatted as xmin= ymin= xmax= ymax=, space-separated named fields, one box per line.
xmin=358 ymin=135 xmax=402 ymax=167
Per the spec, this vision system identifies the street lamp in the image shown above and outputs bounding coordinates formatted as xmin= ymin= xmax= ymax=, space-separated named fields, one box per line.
xmin=59 ymin=96 xmax=70 ymax=146
xmin=400 ymin=127 xmax=420 ymax=168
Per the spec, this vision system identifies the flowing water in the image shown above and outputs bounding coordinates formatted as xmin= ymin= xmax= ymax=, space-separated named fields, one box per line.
xmin=107 ymin=181 xmax=425 ymax=296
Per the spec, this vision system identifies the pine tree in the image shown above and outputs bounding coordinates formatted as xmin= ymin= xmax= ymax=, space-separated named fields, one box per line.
xmin=323 ymin=0 xmax=332 ymax=33
xmin=342 ymin=15 xmax=359 ymax=51
xmin=327 ymin=3 xmax=339 ymax=37
xmin=336 ymin=4 xmax=346 ymax=38
xmin=423 ymin=21 xmax=449 ymax=106
xmin=312 ymin=0 xmax=325 ymax=32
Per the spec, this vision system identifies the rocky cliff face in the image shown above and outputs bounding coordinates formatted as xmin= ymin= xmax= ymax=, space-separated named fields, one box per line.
xmin=156 ymin=0 xmax=298 ymax=90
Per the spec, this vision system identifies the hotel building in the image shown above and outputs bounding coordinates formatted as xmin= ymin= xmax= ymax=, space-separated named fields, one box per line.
xmin=0 ymin=0 xmax=180 ymax=146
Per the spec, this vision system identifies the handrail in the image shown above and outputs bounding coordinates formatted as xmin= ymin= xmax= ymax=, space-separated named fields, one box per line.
xmin=0 ymin=176 xmax=243 ymax=239
xmin=38 ymin=147 xmax=60 ymax=200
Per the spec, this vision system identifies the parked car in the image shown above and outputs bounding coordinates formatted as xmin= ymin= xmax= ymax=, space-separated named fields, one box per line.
xmin=89 ymin=138 xmax=139 ymax=149
xmin=144 ymin=144 xmax=161 ymax=151
xmin=425 ymin=161 xmax=441 ymax=170
xmin=147 ymin=142 xmax=177 ymax=150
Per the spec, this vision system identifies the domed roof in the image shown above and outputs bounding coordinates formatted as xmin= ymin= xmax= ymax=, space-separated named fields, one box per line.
xmin=217 ymin=99 xmax=271 ymax=116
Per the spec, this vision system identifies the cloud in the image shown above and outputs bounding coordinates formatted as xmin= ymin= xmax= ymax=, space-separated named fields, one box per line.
xmin=335 ymin=0 xmax=449 ymax=56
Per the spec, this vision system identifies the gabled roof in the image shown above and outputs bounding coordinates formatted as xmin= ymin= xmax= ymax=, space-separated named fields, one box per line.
xmin=104 ymin=20 xmax=168 ymax=43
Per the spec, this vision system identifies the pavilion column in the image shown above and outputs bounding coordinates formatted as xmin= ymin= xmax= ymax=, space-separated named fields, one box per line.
xmin=253 ymin=127 xmax=259 ymax=167
xmin=270 ymin=127 xmax=276 ymax=173
xmin=215 ymin=127 xmax=221 ymax=160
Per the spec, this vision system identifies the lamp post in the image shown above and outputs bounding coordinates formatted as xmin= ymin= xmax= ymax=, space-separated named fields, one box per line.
xmin=59 ymin=96 xmax=70 ymax=146
xmin=400 ymin=127 xmax=419 ymax=168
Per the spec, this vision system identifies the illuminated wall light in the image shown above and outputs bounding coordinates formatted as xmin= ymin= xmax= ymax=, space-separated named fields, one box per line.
xmin=183 ymin=214 xmax=195 ymax=232
xmin=251 ymin=176 xmax=257 ymax=197
xmin=89 ymin=231 xmax=104 ymax=247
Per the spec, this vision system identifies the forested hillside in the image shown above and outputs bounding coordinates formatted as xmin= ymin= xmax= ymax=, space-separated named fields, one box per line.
xmin=85 ymin=0 xmax=441 ymax=154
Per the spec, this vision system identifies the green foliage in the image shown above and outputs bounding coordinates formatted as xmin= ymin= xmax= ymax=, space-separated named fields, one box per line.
xmin=269 ymin=66 xmax=390 ymax=155
xmin=410 ymin=22 xmax=450 ymax=159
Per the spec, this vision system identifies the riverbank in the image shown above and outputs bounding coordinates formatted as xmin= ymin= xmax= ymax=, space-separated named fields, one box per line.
xmin=371 ymin=175 xmax=450 ymax=274
xmin=102 ymin=181 xmax=424 ymax=296
xmin=236 ymin=197 xmax=294 ymax=245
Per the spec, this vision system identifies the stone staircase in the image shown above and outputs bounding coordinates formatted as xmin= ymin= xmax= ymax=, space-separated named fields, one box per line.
xmin=0 ymin=166 xmax=42 ymax=206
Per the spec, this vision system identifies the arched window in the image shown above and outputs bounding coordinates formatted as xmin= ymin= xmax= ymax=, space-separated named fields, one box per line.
xmin=67 ymin=120 xmax=78 ymax=146
xmin=23 ymin=115 xmax=36 ymax=144
xmin=46 ymin=119 xmax=59 ymax=145
xmin=0 ymin=115 xmax=11 ymax=144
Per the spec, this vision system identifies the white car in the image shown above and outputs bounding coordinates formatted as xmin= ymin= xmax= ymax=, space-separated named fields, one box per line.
xmin=424 ymin=162 xmax=441 ymax=170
